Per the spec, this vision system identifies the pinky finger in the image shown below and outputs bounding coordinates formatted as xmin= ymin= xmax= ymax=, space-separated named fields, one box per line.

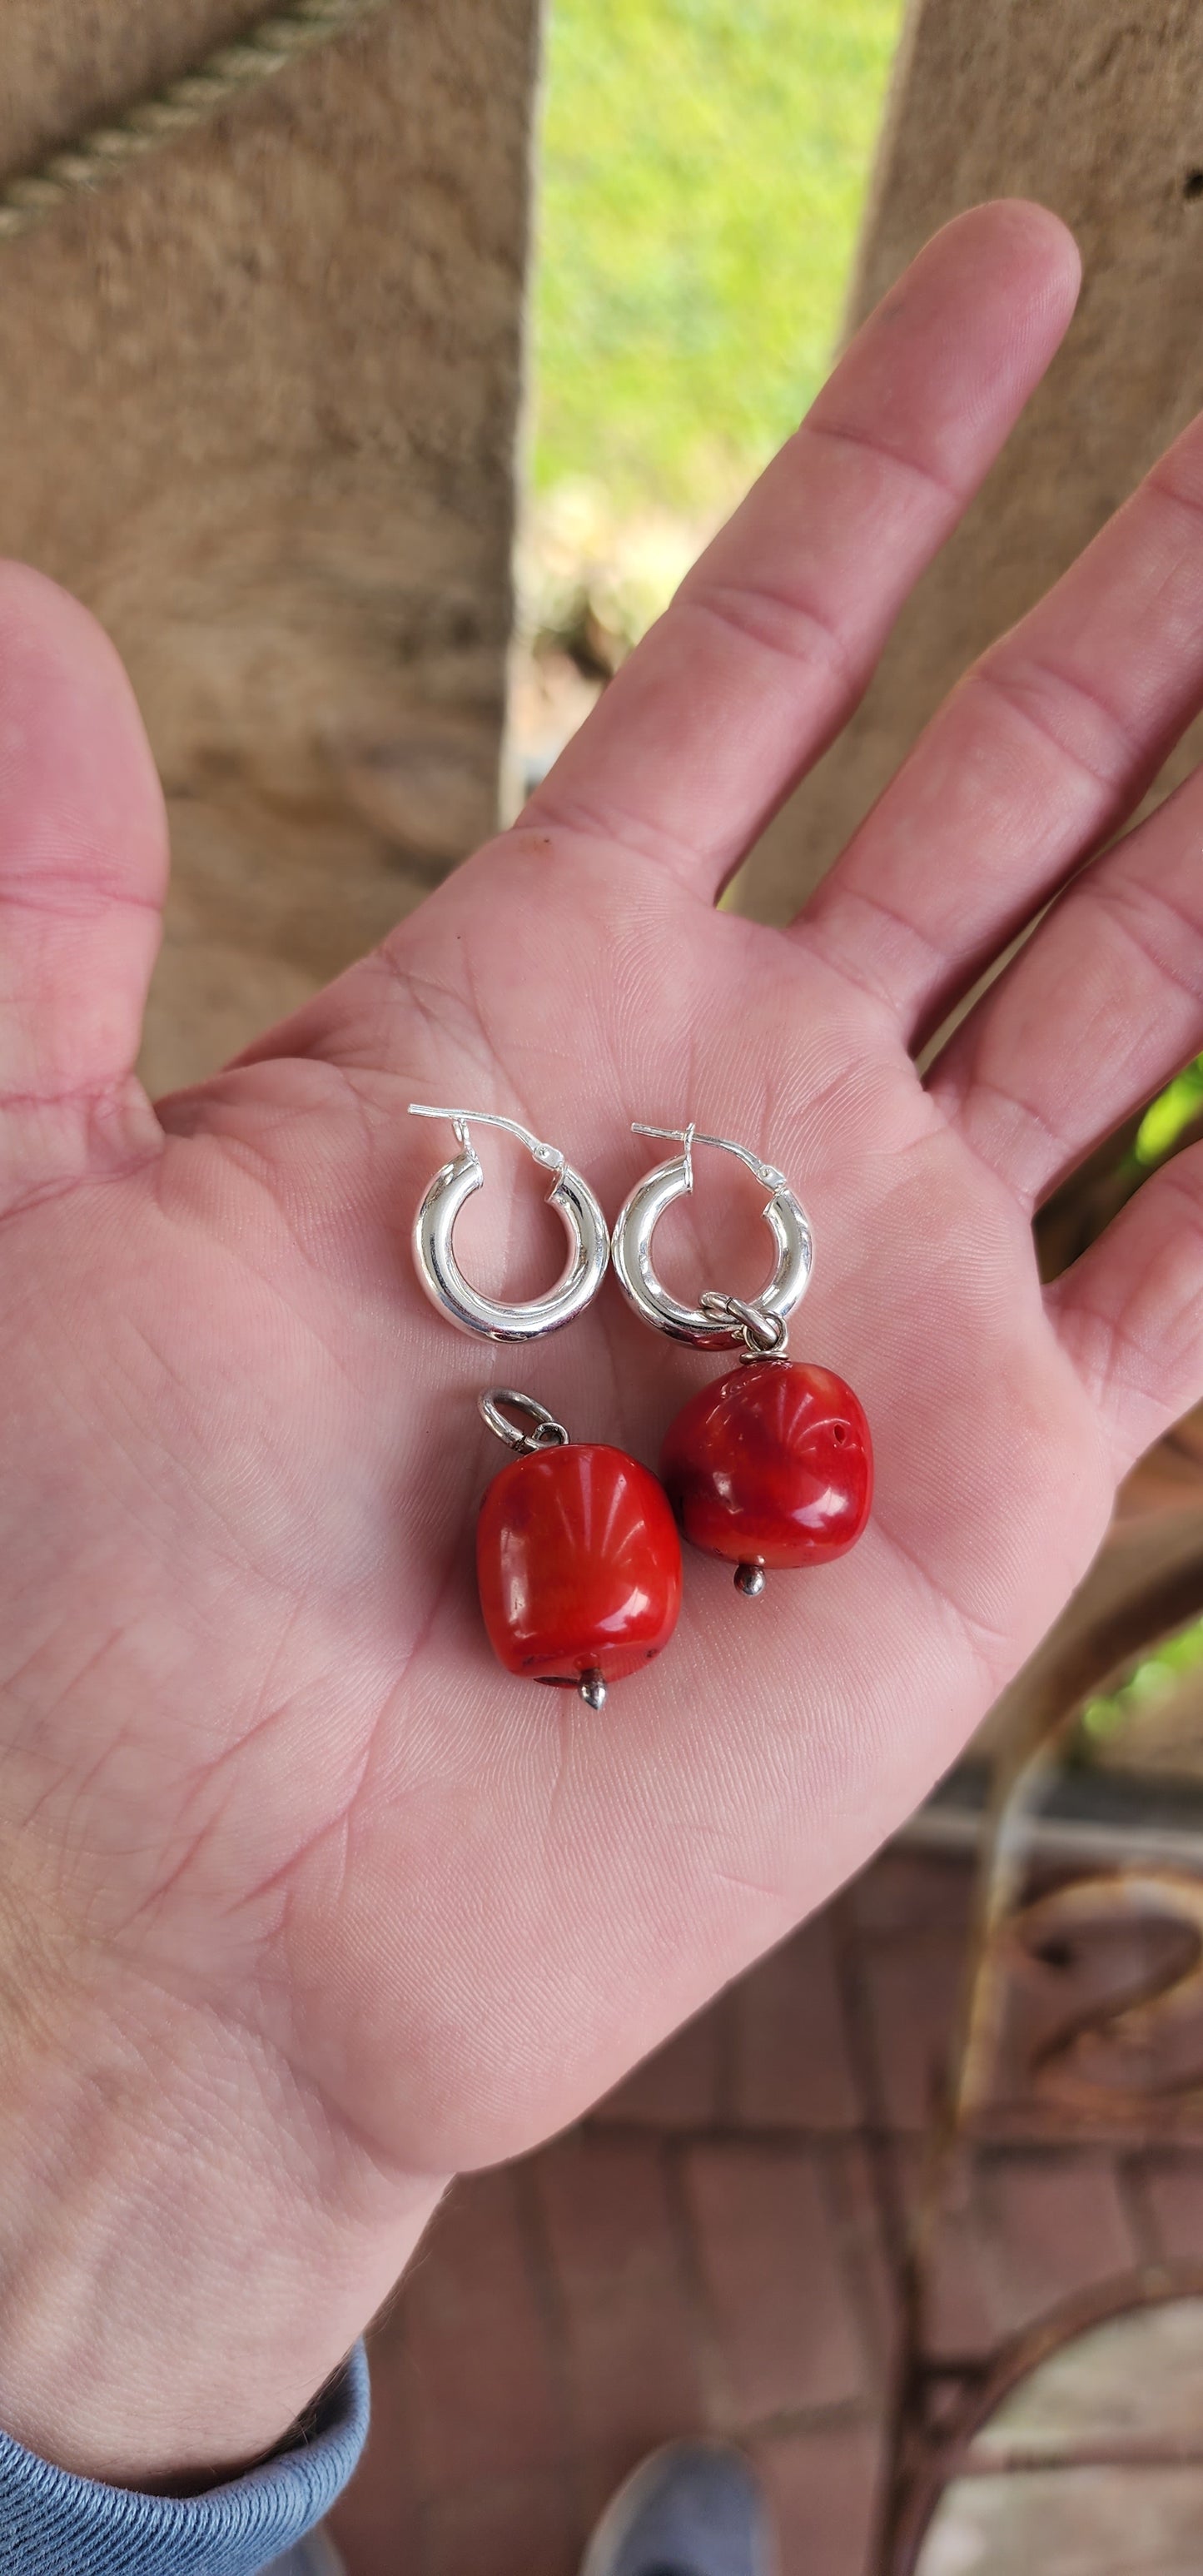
xmin=1048 ymin=1146 xmax=1203 ymax=1475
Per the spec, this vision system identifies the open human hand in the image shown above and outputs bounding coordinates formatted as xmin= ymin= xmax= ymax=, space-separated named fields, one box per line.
xmin=4 ymin=199 xmax=1203 ymax=2485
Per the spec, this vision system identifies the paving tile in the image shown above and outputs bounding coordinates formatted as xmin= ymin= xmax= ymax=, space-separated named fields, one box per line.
xmin=858 ymin=1935 xmax=967 ymax=2131
xmin=589 ymin=1997 xmax=724 ymax=2129
xmin=326 ymin=2313 xmax=425 ymax=2576
xmin=731 ymin=1917 xmax=862 ymax=2131
xmin=336 ymin=1845 xmax=1153 ymax=2568
xmin=923 ymin=2229 xmax=997 ymax=2362
xmin=982 ymin=2153 xmax=1138 ymax=2339
xmin=684 ymin=2144 xmax=869 ymax=2426
xmin=396 ymin=2168 xmax=567 ymax=2495
xmin=824 ymin=2139 xmax=901 ymax=2385
xmin=892 ymin=2142 xmax=999 ymax=2365
xmin=534 ymin=2132 xmax=706 ymax=2506
xmin=845 ymin=1848 xmax=973 ymax=1937
xmin=901 ymin=2146 xmax=1143 ymax=2365
xmin=753 ymin=2419 xmax=886 ymax=2576
xmin=422 ymin=2469 xmax=579 ymax=2576
xmin=1134 ymin=2155 xmax=1203 ymax=2263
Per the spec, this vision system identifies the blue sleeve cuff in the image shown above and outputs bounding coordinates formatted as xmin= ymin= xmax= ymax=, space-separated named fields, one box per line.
xmin=0 ymin=2343 xmax=369 ymax=2576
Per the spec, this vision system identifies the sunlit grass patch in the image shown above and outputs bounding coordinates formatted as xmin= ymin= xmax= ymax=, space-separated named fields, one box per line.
xmin=1080 ymin=1616 xmax=1203 ymax=1751
xmin=1136 ymin=1057 xmax=1203 ymax=1168
xmin=534 ymin=0 xmax=907 ymax=519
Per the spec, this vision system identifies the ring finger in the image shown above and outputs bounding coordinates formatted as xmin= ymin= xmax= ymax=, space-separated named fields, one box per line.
xmin=927 ymin=754 xmax=1203 ymax=1206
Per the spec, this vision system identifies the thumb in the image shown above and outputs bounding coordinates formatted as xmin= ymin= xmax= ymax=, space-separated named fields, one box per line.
xmin=0 ymin=564 xmax=167 ymax=1206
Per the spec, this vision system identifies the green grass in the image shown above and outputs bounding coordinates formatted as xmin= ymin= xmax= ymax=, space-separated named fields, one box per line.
xmin=1080 ymin=1615 xmax=1203 ymax=1752
xmin=534 ymin=0 xmax=907 ymax=515
xmin=1136 ymin=1057 xmax=1203 ymax=1166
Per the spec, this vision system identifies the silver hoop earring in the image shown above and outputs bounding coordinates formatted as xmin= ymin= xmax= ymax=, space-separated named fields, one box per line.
xmin=611 ymin=1121 xmax=813 ymax=1355
xmin=614 ymin=1121 xmax=872 ymax=1602
xmin=407 ymin=1105 xmax=609 ymax=1341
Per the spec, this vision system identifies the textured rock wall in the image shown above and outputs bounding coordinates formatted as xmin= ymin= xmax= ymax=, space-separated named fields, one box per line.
xmin=737 ymin=0 xmax=1203 ymax=922
xmin=0 ymin=0 xmax=539 ymax=1089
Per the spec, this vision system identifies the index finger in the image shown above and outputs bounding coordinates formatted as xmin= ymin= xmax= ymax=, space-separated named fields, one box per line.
xmin=522 ymin=200 xmax=1081 ymax=903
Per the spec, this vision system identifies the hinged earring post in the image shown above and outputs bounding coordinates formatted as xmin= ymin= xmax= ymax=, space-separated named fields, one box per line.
xmin=631 ymin=1122 xmax=788 ymax=1196
xmin=408 ymin=1103 xmax=565 ymax=1176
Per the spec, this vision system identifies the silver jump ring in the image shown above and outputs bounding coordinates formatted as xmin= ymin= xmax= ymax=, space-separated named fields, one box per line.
xmin=699 ymin=1292 xmax=788 ymax=1359
xmin=409 ymin=1106 xmax=609 ymax=1342
xmin=479 ymin=1388 xmax=570 ymax=1454
xmin=611 ymin=1122 xmax=812 ymax=1353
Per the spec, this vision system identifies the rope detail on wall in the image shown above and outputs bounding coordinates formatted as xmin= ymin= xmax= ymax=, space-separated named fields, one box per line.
xmin=0 ymin=0 xmax=392 ymax=241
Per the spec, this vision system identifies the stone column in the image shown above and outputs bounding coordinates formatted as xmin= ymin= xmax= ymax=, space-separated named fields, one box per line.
xmin=0 ymin=0 xmax=539 ymax=1089
xmin=737 ymin=0 xmax=1203 ymax=924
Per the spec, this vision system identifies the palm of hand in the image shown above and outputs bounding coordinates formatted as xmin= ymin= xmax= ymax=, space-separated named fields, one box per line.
xmin=6 ymin=205 xmax=1203 ymax=2366
xmin=7 ymin=828 xmax=1097 ymax=2165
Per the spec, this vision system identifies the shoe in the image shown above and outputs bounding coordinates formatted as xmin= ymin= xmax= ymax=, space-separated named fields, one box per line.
xmin=580 ymin=2440 xmax=773 ymax=2576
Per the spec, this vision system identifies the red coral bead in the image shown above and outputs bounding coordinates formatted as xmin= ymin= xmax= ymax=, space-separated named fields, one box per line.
xmin=477 ymin=1442 xmax=683 ymax=1686
xmin=661 ymin=1360 xmax=872 ymax=1572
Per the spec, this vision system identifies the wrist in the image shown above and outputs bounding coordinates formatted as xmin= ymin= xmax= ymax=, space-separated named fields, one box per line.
xmin=0 ymin=1932 xmax=443 ymax=2487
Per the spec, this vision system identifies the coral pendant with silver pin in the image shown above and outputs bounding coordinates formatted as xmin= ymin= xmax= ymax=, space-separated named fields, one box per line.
xmin=475 ymin=1390 xmax=682 ymax=1708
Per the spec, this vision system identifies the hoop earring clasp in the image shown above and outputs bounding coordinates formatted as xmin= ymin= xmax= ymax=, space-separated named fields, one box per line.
xmin=611 ymin=1121 xmax=813 ymax=1353
xmin=408 ymin=1105 xmax=609 ymax=1341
